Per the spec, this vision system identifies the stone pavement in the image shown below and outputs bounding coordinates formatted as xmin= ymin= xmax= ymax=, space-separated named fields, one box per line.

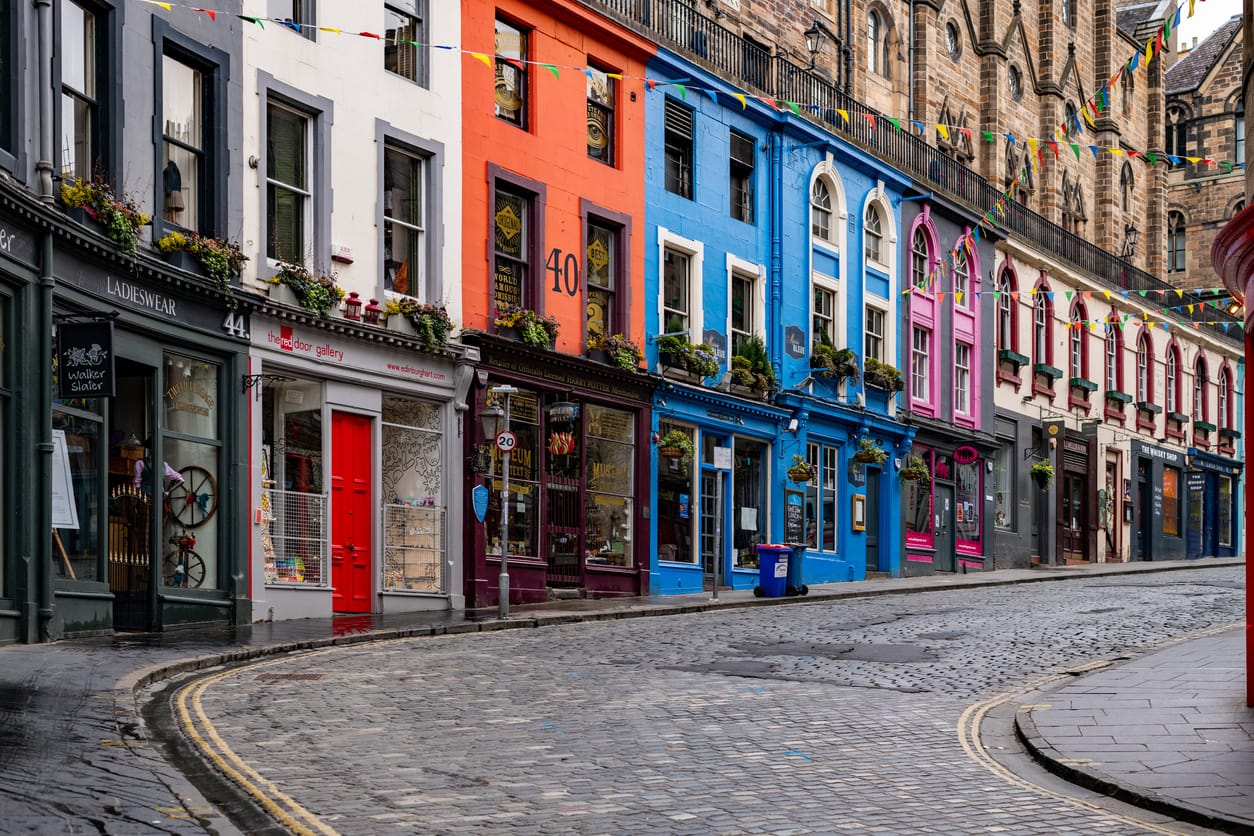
xmin=1017 ymin=628 xmax=1254 ymax=835
xmin=0 ymin=556 xmax=1246 ymax=835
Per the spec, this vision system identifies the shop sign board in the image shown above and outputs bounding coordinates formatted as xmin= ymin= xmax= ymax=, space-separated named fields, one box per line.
xmin=784 ymin=490 xmax=804 ymax=543
xmin=471 ymin=485 xmax=489 ymax=523
xmin=57 ymin=320 xmax=115 ymax=398
xmin=0 ymin=221 xmax=37 ymax=268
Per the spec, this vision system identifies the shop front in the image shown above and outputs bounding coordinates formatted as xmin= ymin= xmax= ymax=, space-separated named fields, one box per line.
xmin=250 ymin=307 xmax=472 ymax=620
xmin=48 ymin=236 xmax=252 ymax=639
xmin=902 ymin=425 xmax=994 ymax=575
xmin=653 ymin=382 xmax=790 ymax=594
xmin=1186 ymin=448 xmax=1242 ymax=559
xmin=1130 ymin=439 xmax=1187 ymax=562
xmin=463 ymin=333 xmax=655 ymax=605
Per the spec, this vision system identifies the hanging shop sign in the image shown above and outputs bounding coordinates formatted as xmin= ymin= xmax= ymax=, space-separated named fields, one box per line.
xmin=953 ymin=446 xmax=978 ymax=464
xmin=57 ymin=320 xmax=115 ymax=398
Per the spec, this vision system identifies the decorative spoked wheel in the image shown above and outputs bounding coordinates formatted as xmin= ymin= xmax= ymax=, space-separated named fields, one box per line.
xmin=168 ymin=465 xmax=218 ymax=528
xmin=163 ymin=547 xmax=206 ymax=588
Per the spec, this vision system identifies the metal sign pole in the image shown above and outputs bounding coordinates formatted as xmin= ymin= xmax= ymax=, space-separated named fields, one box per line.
xmin=494 ymin=386 xmax=517 ymax=619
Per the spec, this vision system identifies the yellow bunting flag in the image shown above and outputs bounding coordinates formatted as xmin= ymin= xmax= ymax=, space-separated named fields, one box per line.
xmin=937 ymin=124 xmax=950 ymax=141
xmin=469 ymin=52 xmax=492 ymax=68
xmin=836 ymin=109 xmax=848 ymax=124
xmin=732 ymin=93 xmax=747 ymax=109
xmin=955 ymin=291 xmax=964 ymax=306
xmin=319 ymin=27 xmax=341 ymax=34
xmin=144 ymin=1 xmax=173 ymax=9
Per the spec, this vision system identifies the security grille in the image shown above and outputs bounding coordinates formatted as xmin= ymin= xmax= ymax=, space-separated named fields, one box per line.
xmin=383 ymin=504 xmax=446 ymax=593
xmin=264 ymin=488 xmax=328 ymax=586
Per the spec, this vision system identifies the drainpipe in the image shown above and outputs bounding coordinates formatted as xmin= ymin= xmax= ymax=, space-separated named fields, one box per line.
xmin=907 ymin=0 xmax=915 ymax=123
xmin=769 ymin=125 xmax=783 ymax=399
xmin=35 ymin=0 xmax=55 ymax=640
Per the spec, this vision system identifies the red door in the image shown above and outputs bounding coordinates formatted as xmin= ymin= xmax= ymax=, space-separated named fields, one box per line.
xmin=331 ymin=411 xmax=373 ymax=613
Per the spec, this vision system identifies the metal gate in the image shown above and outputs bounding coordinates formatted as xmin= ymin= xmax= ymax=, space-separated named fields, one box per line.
xmin=108 ymin=485 xmax=153 ymax=631
xmin=545 ymin=476 xmax=582 ymax=586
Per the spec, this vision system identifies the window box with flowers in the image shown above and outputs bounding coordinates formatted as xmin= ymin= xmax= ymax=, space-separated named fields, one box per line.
xmin=1030 ymin=461 xmax=1054 ymax=490
xmin=863 ymin=357 xmax=904 ymax=392
xmin=656 ymin=335 xmax=720 ymax=383
xmin=267 ymin=262 xmax=345 ymax=317
xmin=786 ymin=454 xmax=815 ymax=484
xmin=657 ymin=428 xmax=695 ymax=469
xmin=60 ymin=175 xmax=151 ymax=254
xmin=383 ymin=297 xmax=453 ymax=353
xmin=587 ymin=332 xmax=643 ymax=371
xmin=494 ymin=305 xmax=558 ymax=350
xmin=810 ymin=342 xmax=860 ymax=384
xmin=852 ymin=437 xmax=889 ymax=465
xmin=899 ymin=455 xmax=930 ymax=483
xmin=155 ymin=231 xmax=247 ymax=307
xmin=728 ymin=336 xmax=776 ymax=398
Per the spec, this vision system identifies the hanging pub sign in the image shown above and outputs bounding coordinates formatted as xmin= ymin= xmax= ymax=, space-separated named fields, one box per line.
xmin=57 ymin=320 xmax=115 ymax=398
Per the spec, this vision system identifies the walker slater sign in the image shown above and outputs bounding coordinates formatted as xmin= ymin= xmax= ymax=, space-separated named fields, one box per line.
xmin=57 ymin=321 xmax=115 ymax=398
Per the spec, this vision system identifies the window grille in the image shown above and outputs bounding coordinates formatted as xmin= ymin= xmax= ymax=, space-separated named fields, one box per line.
xmin=383 ymin=504 xmax=446 ymax=593
xmin=263 ymin=488 xmax=328 ymax=586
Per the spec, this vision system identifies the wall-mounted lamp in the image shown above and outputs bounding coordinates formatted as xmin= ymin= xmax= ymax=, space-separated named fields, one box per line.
xmin=804 ymin=21 xmax=827 ymax=69
xmin=1226 ymin=300 xmax=1243 ymax=316
xmin=786 ymin=417 xmax=800 ymax=433
xmin=1121 ymin=222 xmax=1139 ymax=258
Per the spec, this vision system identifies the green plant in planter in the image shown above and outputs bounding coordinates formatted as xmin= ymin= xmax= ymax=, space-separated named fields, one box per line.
xmin=588 ymin=332 xmax=643 ymax=371
xmin=852 ymin=437 xmax=889 ymax=465
xmin=1030 ymin=461 xmax=1054 ymax=490
xmin=494 ymin=305 xmax=559 ymax=349
xmin=810 ymin=340 xmax=860 ymax=383
xmin=786 ymin=454 xmax=816 ymax=483
xmin=155 ymin=231 xmax=248 ymax=307
xmin=270 ymin=262 xmax=345 ymax=317
xmin=730 ymin=336 xmax=776 ymax=394
xmin=863 ymin=357 xmax=905 ymax=392
xmin=384 ymin=297 xmax=455 ymax=353
xmin=657 ymin=428 xmax=695 ymax=468
xmin=61 ymin=175 xmax=151 ymax=253
xmin=657 ymin=335 xmax=719 ymax=379
xmin=899 ymin=455 xmax=930 ymax=483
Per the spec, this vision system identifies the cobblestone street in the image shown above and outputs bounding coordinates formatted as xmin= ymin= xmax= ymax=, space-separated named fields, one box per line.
xmin=182 ymin=566 xmax=1245 ymax=834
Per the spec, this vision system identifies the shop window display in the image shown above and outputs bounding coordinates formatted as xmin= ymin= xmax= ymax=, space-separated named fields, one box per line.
xmin=485 ymin=388 xmax=538 ymax=559
xmin=1218 ymin=477 xmax=1232 ymax=548
xmin=162 ymin=354 xmax=220 ymax=589
xmin=993 ymin=444 xmax=1014 ymax=530
xmin=584 ymin=405 xmax=634 ymax=567
xmin=262 ymin=376 xmax=327 ymax=586
xmin=656 ymin=422 xmax=696 ymax=564
xmin=732 ymin=438 xmax=767 ymax=570
xmin=804 ymin=442 xmax=839 ymax=553
xmin=905 ymin=447 xmax=933 ymax=544
xmin=1162 ymin=467 xmax=1180 ymax=536
xmin=955 ymin=459 xmax=982 ymax=551
xmin=52 ymin=407 xmax=103 ymax=582
xmin=381 ymin=396 xmax=443 ymax=592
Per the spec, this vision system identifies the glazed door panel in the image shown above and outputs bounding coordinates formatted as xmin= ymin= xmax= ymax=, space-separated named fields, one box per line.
xmin=331 ymin=412 xmax=373 ymax=613
xmin=864 ymin=470 xmax=880 ymax=573
xmin=1059 ymin=473 xmax=1088 ymax=563
xmin=934 ymin=484 xmax=955 ymax=573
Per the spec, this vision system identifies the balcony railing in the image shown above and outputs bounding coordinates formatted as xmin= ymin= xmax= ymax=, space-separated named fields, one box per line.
xmin=585 ymin=0 xmax=1240 ymax=343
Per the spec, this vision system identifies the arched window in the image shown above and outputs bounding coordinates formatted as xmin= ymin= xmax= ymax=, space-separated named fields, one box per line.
xmin=1233 ymin=200 xmax=1246 ymax=217
xmin=1236 ymin=98 xmax=1245 ymax=165
xmin=953 ymin=249 xmax=969 ymax=304
xmin=1065 ymin=102 xmax=1078 ymax=133
xmin=1136 ymin=332 xmax=1152 ymax=402
xmin=1167 ymin=212 xmax=1186 ymax=273
xmin=996 ymin=268 xmax=1015 ymax=352
xmin=865 ymin=203 xmax=883 ymax=265
xmin=1105 ymin=314 xmax=1122 ymax=393
xmin=1194 ymin=355 xmax=1208 ymax=422
xmin=1033 ymin=284 xmax=1051 ymax=367
xmin=1068 ymin=301 xmax=1087 ymax=380
xmin=1120 ymin=162 xmax=1134 ymax=212
xmin=910 ymin=225 xmax=928 ymax=288
xmin=1166 ymin=109 xmax=1188 ymax=158
xmin=1123 ymin=70 xmax=1134 ymax=117
xmin=1165 ymin=344 xmax=1179 ymax=413
xmin=811 ymin=178 xmax=832 ymax=241
xmin=1061 ymin=0 xmax=1074 ymax=26
xmin=867 ymin=11 xmax=880 ymax=74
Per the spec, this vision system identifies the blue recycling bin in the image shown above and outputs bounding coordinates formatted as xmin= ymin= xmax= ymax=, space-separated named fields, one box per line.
xmin=785 ymin=544 xmax=808 ymax=596
xmin=754 ymin=545 xmax=791 ymax=598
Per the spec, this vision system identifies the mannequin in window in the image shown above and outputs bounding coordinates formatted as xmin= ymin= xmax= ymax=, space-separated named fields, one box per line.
xmin=163 ymin=160 xmax=185 ymax=223
xmin=134 ymin=437 xmax=184 ymax=493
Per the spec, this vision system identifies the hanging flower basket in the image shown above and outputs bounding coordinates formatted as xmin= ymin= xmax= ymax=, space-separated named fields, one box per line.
xmin=852 ymin=438 xmax=889 ymax=465
xmin=786 ymin=454 xmax=815 ymax=483
xmin=657 ymin=428 xmax=695 ymax=465
xmin=659 ymin=445 xmax=686 ymax=460
xmin=899 ymin=455 xmax=930 ymax=483
xmin=1030 ymin=462 xmax=1054 ymax=491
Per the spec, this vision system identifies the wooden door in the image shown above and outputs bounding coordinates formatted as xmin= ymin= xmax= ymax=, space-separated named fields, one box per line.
xmin=1059 ymin=472 xmax=1088 ymax=563
xmin=864 ymin=469 xmax=880 ymax=573
xmin=331 ymin=411 xmax=373 ymax=613
xmin=934 ymin=484 xmax=955 ymax=572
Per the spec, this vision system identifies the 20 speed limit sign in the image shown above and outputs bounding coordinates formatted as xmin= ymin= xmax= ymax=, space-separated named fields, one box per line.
xmin=495 ymin=430 xmax=517 ymax=453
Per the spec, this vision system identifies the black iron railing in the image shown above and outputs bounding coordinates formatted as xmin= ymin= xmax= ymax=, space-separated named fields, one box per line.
xmin=585 ymin=0 xmax=1240 ymax=342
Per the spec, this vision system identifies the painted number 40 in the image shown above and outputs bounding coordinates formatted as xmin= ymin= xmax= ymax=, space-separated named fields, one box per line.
xmin=222 ymin=312 xmax=249 ymax=339
xmin=547 ymin=248 xmax=579 ymax=296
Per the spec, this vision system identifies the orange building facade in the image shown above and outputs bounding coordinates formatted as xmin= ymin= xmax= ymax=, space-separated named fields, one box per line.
xmin=459 ymin=1 xmax=657 ymax=607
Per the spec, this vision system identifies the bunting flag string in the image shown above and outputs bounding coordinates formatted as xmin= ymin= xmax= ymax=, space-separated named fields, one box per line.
xmin=134 ymin=0 xmax=1244 ymax=175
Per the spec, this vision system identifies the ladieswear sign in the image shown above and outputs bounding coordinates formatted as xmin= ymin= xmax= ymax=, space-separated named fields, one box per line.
xmin=57 ymin=321 xmax=115 ymax=398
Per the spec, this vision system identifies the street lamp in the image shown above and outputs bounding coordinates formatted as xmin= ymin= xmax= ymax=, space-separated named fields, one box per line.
xmin=481 ymin=385 xmax=518 ymax=618
xmin=804 ymin=21 xmax=827 ymax=69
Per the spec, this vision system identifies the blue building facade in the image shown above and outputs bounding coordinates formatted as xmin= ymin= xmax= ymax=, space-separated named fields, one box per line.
xmin=644 ymin=48 xmax=912 ymax=594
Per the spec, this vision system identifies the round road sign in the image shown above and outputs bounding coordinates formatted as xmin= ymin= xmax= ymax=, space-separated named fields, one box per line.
xmin=495 ymin=430 xmax=517 ymax=453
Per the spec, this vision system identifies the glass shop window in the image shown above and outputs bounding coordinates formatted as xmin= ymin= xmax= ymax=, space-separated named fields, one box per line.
xmin=162 ymin=354 xmax=221 ymax=589
xmin=584 ymin=405 xmax=635 ymax=568
xmin=262 ymin=376 xmax=327 ymax=586
xmin=382 ymin=395 xmax=444 ymax=593
xmin=993 ymin=443 xmax=1014 ymax=530
xmin=656 ymin=422 xmax=696 ymax=564
xmin=955 ymin=459 xmax=982 ymax=550
xmin=53 ymin=407 xmax=103 ymax=583
xmin=1218 ymin=476 xmax=1232 ymax=548
xmin=1162 ymin=467 xmax=1180 ymax=536
xmin=485 ymin=387 xmax=538 ymax=559
xmin=905 ymin=447 xmax=933 ymax=545
xmin=732 ymin=437 xmax=767 ymax=570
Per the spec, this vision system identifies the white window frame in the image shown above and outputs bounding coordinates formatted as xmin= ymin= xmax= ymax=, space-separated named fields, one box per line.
xmin=1219 ymin=370 xmax=1230 ymax=430
xmin=265 ymin=99 xmax=314 ymax=266
xmin=726 ymin=254 xmax=766 ymax=358
xmin=864 ymin=305 xmax=885 ymax=363
xmin=1105 ymin=328 xmax=1119 ymax=391
xmin=911 ymin=326 xmax=931 ymax=404
xmin=862 ymin=186 xmax=896 ymax=276
xmin=809 ymin=161 xmax=850 ymax=352
xmin=1166 ymin=349 xmax=1178 ymax=413
xmin=382 ymin=142 xmax=428 ymax=301
xmin=955 ymin=341 xmax=971 ymax=415
xmin=657 ymin=227 xmax=704 ymax=348
xmin=1136 ymin=335 xmax=1150 ymax=402
xmin=1194 ymin=359 xmax=1207 ymax=422
xmin=952 ymin=250 xmax=970 ymax=304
